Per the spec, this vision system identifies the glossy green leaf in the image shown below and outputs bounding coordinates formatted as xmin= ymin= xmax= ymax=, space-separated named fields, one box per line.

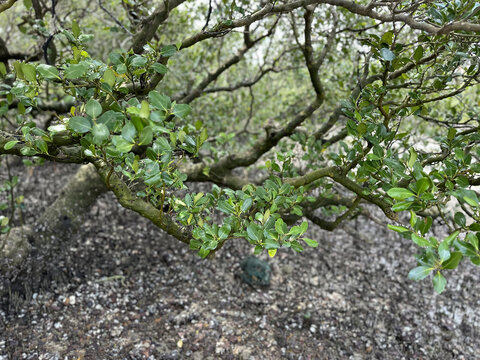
xmin=408 ymin=266 xmax=433 ymax=280
xmin=411 ymin=233 xmax=431 ymax=248
xmin=442 ymin=252 xmax=463 ymax=269
xmin=454 ymin=212 xmax=466 ymax=227
xmin=68 ymin=116 xmax=92 ymax=133
xmin=4 ymin=140 xmax=19 ymax=150
xmin=433 ymin=272 xmax=446 ymax=294
xmin=387 ymin=188 xmax=415 ymax=200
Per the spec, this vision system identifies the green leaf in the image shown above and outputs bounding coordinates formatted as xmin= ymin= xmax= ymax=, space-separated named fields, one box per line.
xmin=218 ymin=224 xmax=231 ymax=240
xmin=299 ymin=221 xmax=308 ymax=235
xmin=92 ymin=123 xmax=110 ymax=145
xmin=140 ymin=100 xmax=150 ymax=119
xmin=65 ymin=62 xmax=89 ymax=79
xmin=408 ymin=148 xmax=417 ymax=168
xmin=387 ymin=187 xmax=415 ymax=200
xmin=152 ymin=62 xmax=168 ymax=74
xmin=380 ymin=48 xmax=395 ymax=61
xmin=416 ymin=178 xmax=430 ymax=194
xmin=112 ymin=136 xmax=134 ymax=153
xmin=68 ymin=116 xmax=92 ymax=133
xmin=0 ymin=62 xmax=6 ymax=77
xmin=34 ymin=138 xmax=48 ymax=154
xmin=275 ymin=218 xmax=286 ymax=235
xmin=103 ymin=68 xmax=116 ymax=87
xmin=129 ymin=55 xmax=147 ymax=68
xmin=411 ymin=233 xmax=431 ymax=248
xmin=97 ymin=110 xmax=122 ymax=131
xmin=121 ymin=121 xmax=137 ymax=142
xmin=160 ymin=45 xmax=177 ymax=57
xmin=36 ymin=64 xmax=60 ymax=80
xmin=85 ymin=99 xmax=102 ymax=119
xmin=392 ymin=201 xmax=413 ymax=212
xmin=21 ymin=63 xmax=36 ymax=82
xmin=438 ymin=240 xmax=451 ymax=262
xmin=387 ymin=224 xmax=410 ymax=233
xmin=4 ymin=140 xmax=19 ymax=150
xmin=241 ymin=197 xmax=253 ymax=213
xmin=173 ymin=103 xmax=192 ymax=119
xmin=303 ymin=238 xmax=318 ymax=248
xmin=13 ymin=61 xmax=24 ymax=79
xmin=433 ymin=272 xmax=446 ymax=294
xmin=217 ymin=199 xmax=235 ymax=215
xmin=246 ymin=222 xmax=262 ymax=242
xmin=138 ymin=126 xmax=153 ymax=145
xmin=464 ymin=196 xmax=479 ymax=207
xmin=72 ymin=20 xmax=81 ymax=38
xmin=149 ymin=91 xmax=171 ymax=111
xmin=408 ymin=266 xmax=433 ymax=280
xmin=413 ymin=45 xmax=424 ymax=63
xmin=454 ymin=212 xmax=466 ymax=227
xmin=442 ymin=252 xmax=463 ymax=269
xmin=444 ymin=231 xmax=460 ymax=247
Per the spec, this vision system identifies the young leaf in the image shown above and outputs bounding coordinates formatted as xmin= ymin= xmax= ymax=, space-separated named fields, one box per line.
xmin=72 ymin=20 xmax=81 ymax=38
xmin=4 ymin=140 xmax=19 ymax=150
xmin=303 ymin=238 xmax=318 ymax=248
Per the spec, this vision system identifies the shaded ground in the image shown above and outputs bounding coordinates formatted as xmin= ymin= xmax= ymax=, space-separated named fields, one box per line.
xmin=1 ymin=162 xmax=479 ymax=359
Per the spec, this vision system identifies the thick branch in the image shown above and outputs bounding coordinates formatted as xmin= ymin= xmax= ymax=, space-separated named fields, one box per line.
xmin=93 ymin=160 xmax=191 ymax=244
xmin=0 ymin=0 xmax=17 ymax=13
xmin=131 ymin=0 xmax=187 ymax=53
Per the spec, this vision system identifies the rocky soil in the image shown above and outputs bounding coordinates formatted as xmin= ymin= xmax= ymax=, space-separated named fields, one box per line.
xmin=1 ymin=162 xmax=479 ymax=359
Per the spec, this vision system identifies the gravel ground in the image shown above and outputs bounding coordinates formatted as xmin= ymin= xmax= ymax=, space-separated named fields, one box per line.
xmin=1 ymin=162 xmax=480 ymax=359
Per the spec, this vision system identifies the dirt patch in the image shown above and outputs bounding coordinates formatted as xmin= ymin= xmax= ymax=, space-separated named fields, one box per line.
xmin=1 ymin=162 xmax=479 ymax=359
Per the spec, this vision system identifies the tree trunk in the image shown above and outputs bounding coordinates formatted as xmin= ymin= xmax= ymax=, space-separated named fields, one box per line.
xmin=1 ymin=163 xmax=107 ymax=309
